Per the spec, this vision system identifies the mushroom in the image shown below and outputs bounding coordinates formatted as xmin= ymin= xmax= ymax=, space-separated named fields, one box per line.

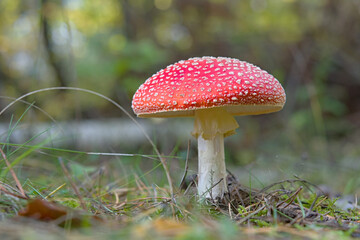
xmin=132 ymin=56 xmax=286 ymax=199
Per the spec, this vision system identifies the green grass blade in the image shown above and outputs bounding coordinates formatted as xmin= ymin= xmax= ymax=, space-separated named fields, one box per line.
xmin=3 ymin=103 xmax=35 ymax=151
xmin=0 ymin=138 xmax=51 ymax=177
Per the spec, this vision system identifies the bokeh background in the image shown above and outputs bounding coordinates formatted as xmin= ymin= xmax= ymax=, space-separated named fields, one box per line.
xmin=0 ymin=0 xmax=359 ymax=192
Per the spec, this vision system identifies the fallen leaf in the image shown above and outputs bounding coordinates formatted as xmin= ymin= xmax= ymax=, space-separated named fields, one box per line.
xmin=18 ymin=199 xmax=102 ymax=228
xmin=19 ymin=199 xmax=67 ymax=221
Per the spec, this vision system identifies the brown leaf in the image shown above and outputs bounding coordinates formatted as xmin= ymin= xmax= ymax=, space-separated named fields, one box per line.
xmin=18 ymin=199 xmax=67 ymax=221
xmin=18 ymin=199 xmax=103 ymax=228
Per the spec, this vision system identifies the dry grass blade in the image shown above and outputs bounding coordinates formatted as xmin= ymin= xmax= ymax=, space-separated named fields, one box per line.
xmin=0 ymin=183 xmax=28 ymax=199
xmin=0 ymin=148 xmax=27 ymax=199
xmin=236 ymin=204 xmax=266 ymax=224
xmin=0 ymin=96 xmax=59 ymax=126
xmin=58 ymin=158 xmax=87 ymax=211
xmin=128 ymin=197 xmax=172 ymax=202
xmin=276 ymin=186 xmax=303 ymax=208
xmin=256 ymin=178 xmax=317 ymax=197
xmin=311 ymin=195 xmax=328 ymax=211
xmin=45 ymin=183 xmax=67 ymax=199
xmin=179 ymin=140 xmax=190 ymax=190
xmin=201 ymin=177 xmax=224 ymax=200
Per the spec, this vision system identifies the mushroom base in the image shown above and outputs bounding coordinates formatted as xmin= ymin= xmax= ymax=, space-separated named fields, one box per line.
xmin=198 ymin=132 xmax=227 ymax=199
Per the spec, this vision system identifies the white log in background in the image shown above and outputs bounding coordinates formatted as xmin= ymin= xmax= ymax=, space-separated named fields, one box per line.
xmin=0 ymin=118 xmax=194 ymax=149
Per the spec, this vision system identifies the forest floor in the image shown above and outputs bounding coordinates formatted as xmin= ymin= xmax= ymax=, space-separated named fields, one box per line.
xmin=1 ymin=143 xmax=360 ymax=240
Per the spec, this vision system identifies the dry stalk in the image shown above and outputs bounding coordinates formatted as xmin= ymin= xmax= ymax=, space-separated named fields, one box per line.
xmin=59 ymin=158 xmax=87 ymax=211
xmin=0 ymin=148 xmax=27 ymax=199
xmin=237 ymin=204 xmax=266 ymax=225
xmin=179 ymin=140 xmax=191 ymax=190
xmin=0 ymin=184 xmax=28 ymax=200
xmin=277 ymin=186 xmax=303 ymax=208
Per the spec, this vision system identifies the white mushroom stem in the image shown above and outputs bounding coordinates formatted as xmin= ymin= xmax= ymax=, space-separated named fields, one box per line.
xmin=198 ymin=132 xmax=226 ymax=199
xmin=192 ymin=108 xmax=239 ymax=199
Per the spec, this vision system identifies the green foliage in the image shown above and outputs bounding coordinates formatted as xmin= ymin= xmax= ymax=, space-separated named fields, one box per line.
xmin=1 ymin=0 xmax=358 ymax=129
xmin=69 ymin=162 xmax=97 ymax=179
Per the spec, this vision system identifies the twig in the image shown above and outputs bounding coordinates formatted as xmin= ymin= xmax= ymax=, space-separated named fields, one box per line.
xmin=0 ymin=148 xmax=27 ymax=199
xmin=183 ymin=177 xmax=196 ymax=195
xmin=308 ymin=194 xmax=320 ymax=213
xmin=277 ymin=186 xmax=303 ymax=208
xmin=127 ymin=196 xmax=172 ymax=202
xmin=289 ymin=214 xmax=303 ymax=225
xmin=228 ymin=202 xmax=233 ymax=219
xmin=237 ymin=205 xmax=266 ymax=225
xmin=58 ymin=157 xmax=87 ymax=211
xmin=200 ymin=177 xmax=224 ymax=200
xmin=257 ymin=179 xmax=313 ymax=197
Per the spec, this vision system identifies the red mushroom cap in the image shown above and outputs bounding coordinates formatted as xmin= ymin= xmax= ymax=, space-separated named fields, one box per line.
xmin=132 ymin=56 xmax=286 ymax=117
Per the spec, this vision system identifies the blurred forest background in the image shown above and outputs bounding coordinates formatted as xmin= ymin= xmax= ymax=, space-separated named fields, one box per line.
xmin=0 ymin=0 xmax=359 ymax=192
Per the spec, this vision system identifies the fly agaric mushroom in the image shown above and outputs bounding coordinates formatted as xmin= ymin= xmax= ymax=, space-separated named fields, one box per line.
xmin=132 ymin=57 xmax=286 ymax=199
